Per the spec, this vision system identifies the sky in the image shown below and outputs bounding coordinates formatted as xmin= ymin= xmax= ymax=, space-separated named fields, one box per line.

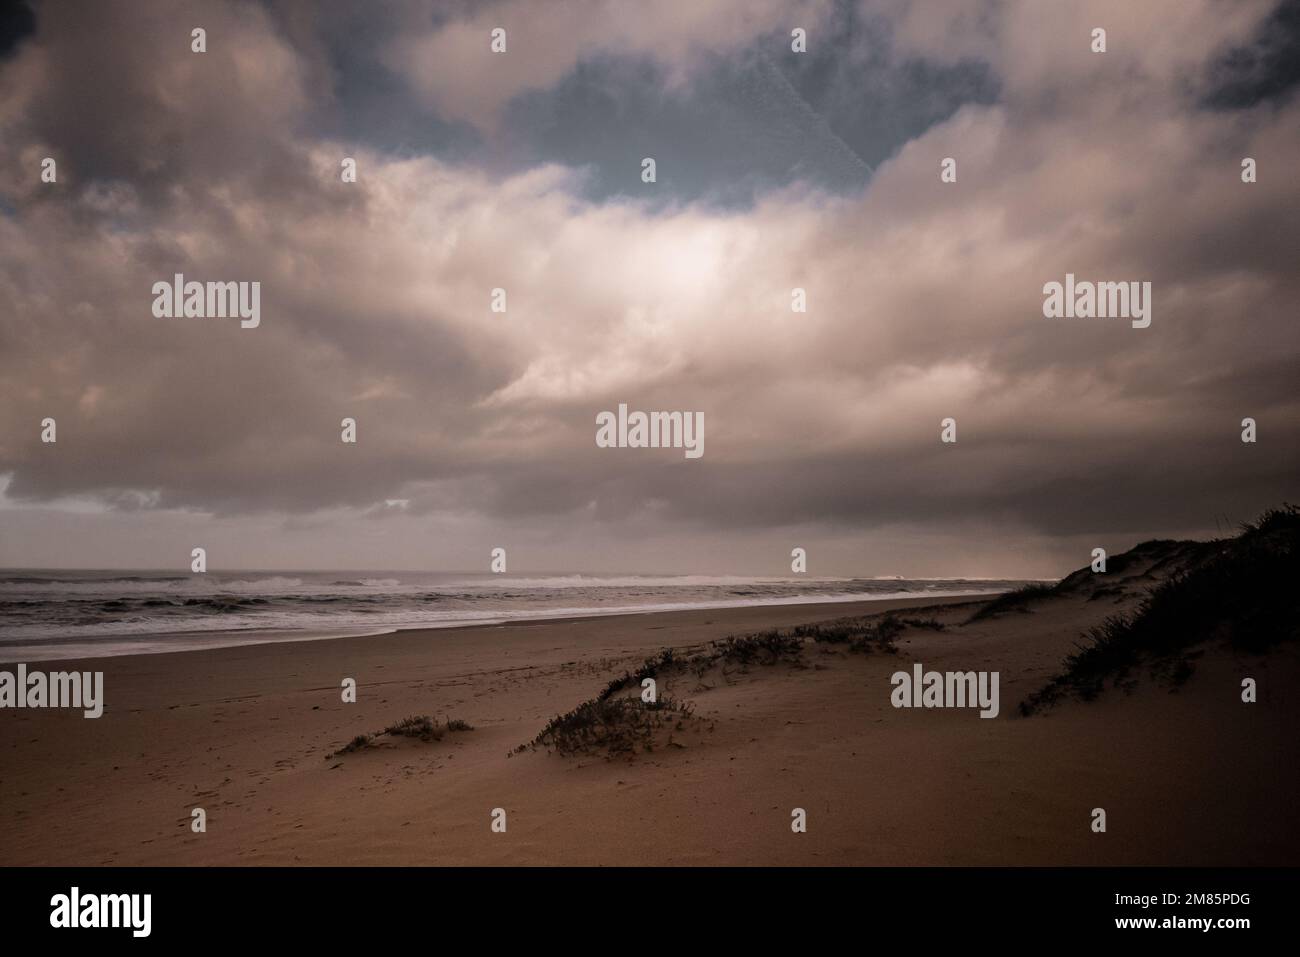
xmin=0 ymin=0 xmax=1297 ymax=577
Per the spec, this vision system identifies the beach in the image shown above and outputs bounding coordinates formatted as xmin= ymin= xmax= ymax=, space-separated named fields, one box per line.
xmin=2 ymin=577 xmax=1295 ymax=867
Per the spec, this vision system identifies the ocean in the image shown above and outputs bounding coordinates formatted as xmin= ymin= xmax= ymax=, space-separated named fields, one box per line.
xmin=0 ymin=570 xmax=1033 ymax=661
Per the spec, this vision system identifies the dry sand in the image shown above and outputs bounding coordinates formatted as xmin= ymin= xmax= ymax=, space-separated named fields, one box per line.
xmin=1 ymin=588 xmax=1296 ymax=866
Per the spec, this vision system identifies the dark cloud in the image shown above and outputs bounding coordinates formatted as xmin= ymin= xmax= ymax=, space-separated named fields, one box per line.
xmin=1201 ymin=0 xmax=1300 ymax=109
xmin=0 ymin=0 xmax=1297 ymax=576
xmin=0 ymin=0 xmax=34 ymax=60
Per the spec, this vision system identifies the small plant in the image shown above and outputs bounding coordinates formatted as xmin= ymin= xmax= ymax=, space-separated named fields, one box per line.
xmin=897 ymin=617 xmax=945 ymax=631
xmin=793 ymin=622 xmax=861 ymax=644
xmin=383 ymin=715 xmax=442 ymax=741
xmin=847 ymin=615 xmax=905 ymax=654
xmin=521 ymin=695 xmax=697 ymax=757
xmin=709 ymin=630 xmax=804 ymax=665
xmin=596 ymin=632 xmax=804 ymax=702
xmin=597 ymin=648 xmax=680 ymax=702
xmin=328 ymin=733 xmax=374 ymax=758
xmin=328 ymin=714 xmax=474 ymax=757
xmin=795 ymin=614 xmax=940 ymax=649
xmin=965 ymin=583 xmax=1058 ymax=623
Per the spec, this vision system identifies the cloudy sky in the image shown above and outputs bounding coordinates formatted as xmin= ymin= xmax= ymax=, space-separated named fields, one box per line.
xmin=0 ymin=0 xmax=1297 ymax=577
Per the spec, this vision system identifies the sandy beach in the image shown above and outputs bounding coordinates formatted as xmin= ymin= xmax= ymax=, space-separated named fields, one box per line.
xmin=3 ymin=567 xmax=1296 ymax=867
xmin=3 ymin=0 xmax=1299 ymax=887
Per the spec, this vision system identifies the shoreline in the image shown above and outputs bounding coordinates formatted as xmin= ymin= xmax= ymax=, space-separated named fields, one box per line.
xmin=0 ymin=590 xmax=1006 ymax=665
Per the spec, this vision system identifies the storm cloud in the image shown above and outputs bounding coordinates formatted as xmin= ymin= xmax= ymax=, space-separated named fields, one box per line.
xmin=0 ymin=0 xmax=1296 ymax=576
